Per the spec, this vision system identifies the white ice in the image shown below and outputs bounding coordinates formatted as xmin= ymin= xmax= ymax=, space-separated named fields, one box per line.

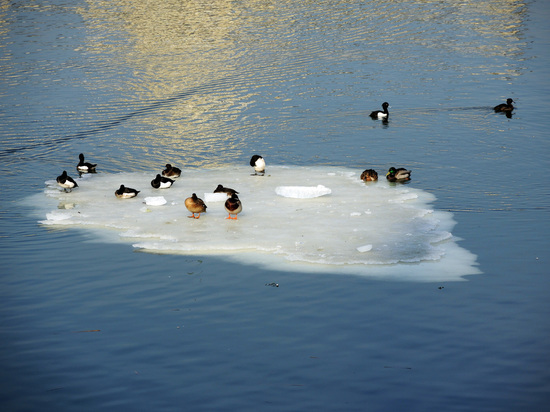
xmin=29 ymin=165 xmax=480 ymax=281
xmin=144 ymin=196 xmax=167 ymax=206
xmin=204 ymin=192 xmax=230 ymax=202
xmin=275 ymin=185 xmax=331 ymax=198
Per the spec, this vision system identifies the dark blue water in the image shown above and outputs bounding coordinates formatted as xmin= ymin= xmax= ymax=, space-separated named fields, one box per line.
xmin=1 ymin=0 xmax=549 ymax=410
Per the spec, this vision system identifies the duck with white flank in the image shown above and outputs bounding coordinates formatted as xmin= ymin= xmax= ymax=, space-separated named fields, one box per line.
xmin=225 ymin=194 xmax=242 ymax=220
xmin=115 ymin=185 xmax=140 ymax=198
xmin=185 ymin=193 xmax=207 ymax=219
xmin=56 ymin=170 xmax=78 ymax=192
xmin=369 ymin=102 xmax=389 ymax=120
xmin=386 ymin=167 xmax=411 ymax=182
xmin=162 ymin=164 xmax=181 ymax=178
xmin=250 ymin=155 xmax=265 ymax=175
xmin=76 ymin=153 xmax=97 ymax=173
xmin=151 ymin=174 xmax=175 ymax=189
xmin=213 ymin=184 xmax=239 ymax=197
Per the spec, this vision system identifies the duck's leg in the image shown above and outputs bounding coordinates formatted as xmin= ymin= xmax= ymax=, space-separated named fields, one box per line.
xmin=194 ymin=213 xmax=201 ymax=219
xmin=188 ymin=213 xmax=196 ymax=218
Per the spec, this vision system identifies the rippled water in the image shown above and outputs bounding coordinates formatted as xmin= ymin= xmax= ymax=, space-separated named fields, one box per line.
xmin=1 ymin=0 xmax=549 ymax=411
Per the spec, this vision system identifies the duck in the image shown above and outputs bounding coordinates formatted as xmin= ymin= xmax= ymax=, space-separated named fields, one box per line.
xmin=56 ymin=170 xmax=78 ymax=192
xmin=225 ymin=194 xmax=242 ymax=220
xmin=76 ymin=153 xmax=97 ymax=173
xmin=360 ymin=169 xmax=378 ymax=182
xmin=162 ymin=163 xmax=181 ymax=178
xmin=386 ymin=167 xmax=411 ymax=182
xmin=494 ymin=98 xmax=514 ymax=113
xmin=213 ymin=184 xmax=239 ymax=197
xmin=151 ymin=174 xmax=174 ymax=189
xmin=369 ymin=102 xmax=389 ymax=119
xmin=185 ymin=193 xmax=207 ymax=219
xmin=250 ymin=155 xmax=266 ymax=175
xmin=115 ymin=184 xmax=140 ymax=199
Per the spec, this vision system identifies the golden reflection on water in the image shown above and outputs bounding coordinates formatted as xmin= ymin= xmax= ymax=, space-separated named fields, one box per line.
xmin=76 ymin=0 xmax=527 ymax=167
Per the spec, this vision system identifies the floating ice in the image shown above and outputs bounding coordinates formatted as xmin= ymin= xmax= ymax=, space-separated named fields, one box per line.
xmin=357 ymin=244 xmax=373 ymax=253
xmin=144 ymin=196 xmax=167 ymax=206
xmin=28 ymin=165 xmax=480 ymax=281
xmin=275 ymin=185 xmax=331 ymax=198
xmin=204 ymin=192 xmax=229 ymax=202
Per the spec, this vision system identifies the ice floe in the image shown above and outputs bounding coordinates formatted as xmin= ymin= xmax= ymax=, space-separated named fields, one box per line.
xmin=28 ymin=165 xmax=480 ymax=281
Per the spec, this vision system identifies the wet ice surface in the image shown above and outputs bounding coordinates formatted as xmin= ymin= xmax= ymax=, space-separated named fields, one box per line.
xmin=33 ymin=165 xmax=479 ymax=281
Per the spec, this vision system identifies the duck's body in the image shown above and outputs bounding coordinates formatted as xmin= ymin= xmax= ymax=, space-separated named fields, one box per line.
xmin=360 ymin=169 xmax=378 ymax=182
xmin=369 ymin=102 xmax=389 ymax=119
xmin=151 ymin=174 xmax=174 ymax=189
xmin=185 ymin=193 xmax=207 ymax=219
xmin=162 ymin=164 xmax=181 ymax=178
xmin=494 ymin=98 xmax=514 ymax=113
xmin=250 ymin=155 xmax=265 ymax=175
xmin=76 ymin=153 xmax=97 ymax=173
xmin=115 ymin=185 xmax=140 ymax=199
xmin=225 ymin=194 xmax=242 ymax=220
xmin=214 ymin=184 xmax=239 ymax=197
xmin=386 ymin=167 xmax=411 ymax=182
xmin=56 ymin=170 xmax=78 ymax=192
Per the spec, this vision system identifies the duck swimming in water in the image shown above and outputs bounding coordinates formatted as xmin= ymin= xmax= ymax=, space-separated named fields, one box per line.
xmin=185 ymin=193 xmax=207 ymax=219
xmin=494 ymin=98 xmax=514 ymax=113
xmin=214 ymin=184 xmax=239 ymax=197
xmin=56 ymin=170 xmax=78 ymax=192
xmin=369 ymin=102 xmax=389 ymax=120
xmin=162 ymin=164 xmax=181 ymax=178
xmin=115 ymin=185 xmax=140 ymax=199
xmin=250 ymin=155 xmax=265 ymax=175
xmin=225 ymin=194 xmax=242 ymax=220
xmin=360 ymin=169 xmax=378 ymax=182
xmin=386 ymin=167 xmax=411 ymax=182
xmin=151 ymin=174 xmax=175 ymax=189
xmin=76 ymin=153 xmax=97 ymax=173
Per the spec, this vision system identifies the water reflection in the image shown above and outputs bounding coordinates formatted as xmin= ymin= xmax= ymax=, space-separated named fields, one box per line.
xmin=0 ymin=0 xmax=529 ymax=168
xmin=76 ymin=0 xmax=527 ymax=146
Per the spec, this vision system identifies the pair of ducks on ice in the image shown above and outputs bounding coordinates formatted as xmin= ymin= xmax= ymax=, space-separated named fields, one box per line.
xmin=360 ymin=167 xmax=411 ymax=183
xmin=184 ymin=186 xmax=242 ymax=220
xmin=369 ymin=98 xmax=516 ymax=120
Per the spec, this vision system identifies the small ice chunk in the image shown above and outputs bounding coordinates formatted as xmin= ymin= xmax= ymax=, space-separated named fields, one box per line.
xmin=46 ymin=211 xmax=72 ymax=221
xmin=357 ymin=244 xmax=373 ymax=253
xmin=275 ymin=185 xmax=331 ymax=198
xmin=204 ymin=192 xmax=229 ymax=202
xmin=350 ymin=212 xmax=361 ymax=217
xmin=144 ymin=196 xmax=167 ymax=206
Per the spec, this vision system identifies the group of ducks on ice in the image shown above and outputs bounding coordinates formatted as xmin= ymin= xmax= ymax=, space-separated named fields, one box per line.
xmin=56 ymin=98 xmax=516 ymax=219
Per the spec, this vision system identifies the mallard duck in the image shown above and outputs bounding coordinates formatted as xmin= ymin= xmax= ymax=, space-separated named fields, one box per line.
xmin=494 ymin=98 xmax=514 ymax=113
xmin=360 ymin=169 xmax=378 ymax=182
xmin=185 ymin=193 xmax=207 ymax=219
xmin=386 ymin=167 xmax=411 ymax=182
xmin=250 ymin=155 xmax=265 ymax=175
xmin=56 ymin=170 xmax=78 ymax=192
xmin=225 ymin=194 xmax=242 ymax=220
xmin=151 ymin=174 xmax=174 ymax=189
xmin=115 ymin=184 xmax=140 ymax=199
xmin=369 ymin=102 xmax=389 ymax=119
xmin=162 ymin=163 xmax=181 ymax=178
xmin=76 ymin=153 xmax=97 ymax=173
xmin=213 ymin=184 xmax=239 ymax=197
